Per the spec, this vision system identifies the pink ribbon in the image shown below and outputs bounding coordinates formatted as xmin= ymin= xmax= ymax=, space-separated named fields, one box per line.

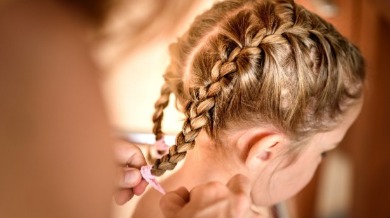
xmin=151 ymin=138 xmax=169 ymax=159
xmin=140 ymin=165 xmax=166 ymax=195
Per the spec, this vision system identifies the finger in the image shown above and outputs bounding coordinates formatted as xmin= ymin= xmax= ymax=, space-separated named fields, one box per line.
xmin=114 ymin=139 xmax=146 ymax=167
xmin=190 ymin=198 xmax=231 ymax=218
xmin=174 ymin=186 xmax=190 ymax=202
xmin=229 ymin=192 xmax=251 ymax=218
xmin=226 ymin=174 xmax=251 ymax=196
xmin=190 ymin=182 xmax=229 ymax=208
xmin=114 ymin=188 xmax=134 ymax=205
xmin=160 ymin=187 xmax=190 ymax=218
xmin=226 ymin=174 xmax=251 ymax=217
xmin=119 ymin=168 xmax=142 ymax=188
xmin=133 ymin=180 xmax=148 ymax=196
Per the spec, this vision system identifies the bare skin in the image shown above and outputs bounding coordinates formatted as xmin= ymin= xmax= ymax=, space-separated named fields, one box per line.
xmin=160 ymin=174 xmax=253 ymax=218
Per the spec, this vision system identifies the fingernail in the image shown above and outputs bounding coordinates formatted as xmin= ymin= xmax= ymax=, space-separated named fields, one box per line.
xmin=124 ymin=170 xmax=140 ymax=186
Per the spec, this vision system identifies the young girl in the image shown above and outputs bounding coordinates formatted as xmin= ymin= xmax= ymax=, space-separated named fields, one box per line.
xmin=133 ymin=0 xmax=365 ymax=216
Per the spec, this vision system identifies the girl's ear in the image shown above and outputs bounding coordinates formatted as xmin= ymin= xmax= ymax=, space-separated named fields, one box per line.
xmin=241 ymin=132 xmax=287 ymax=170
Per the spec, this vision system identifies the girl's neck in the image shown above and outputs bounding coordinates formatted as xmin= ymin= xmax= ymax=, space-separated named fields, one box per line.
xmin=160 ymin=144 xmax=274 ymax=218
xmin=162 ymin=145 xmax=236 ymax=191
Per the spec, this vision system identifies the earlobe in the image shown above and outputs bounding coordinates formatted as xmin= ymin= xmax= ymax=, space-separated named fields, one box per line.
xmin=257 ymin=149 xmax=271 ymax=161
xmin=244 ymin=133 xmax=284 ymax=170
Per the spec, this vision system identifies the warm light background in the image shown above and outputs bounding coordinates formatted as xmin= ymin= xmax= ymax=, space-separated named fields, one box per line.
xmin=102 ymin=1 xmax=217 ymax=135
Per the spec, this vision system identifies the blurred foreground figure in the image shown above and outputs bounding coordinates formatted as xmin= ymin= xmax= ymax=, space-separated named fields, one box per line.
xmin=0 ymin=0 xmax=193 ymax=217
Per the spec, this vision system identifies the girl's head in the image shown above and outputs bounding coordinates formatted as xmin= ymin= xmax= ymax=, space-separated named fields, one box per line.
xmin=151 ymin=0 xmax=364 ymax=205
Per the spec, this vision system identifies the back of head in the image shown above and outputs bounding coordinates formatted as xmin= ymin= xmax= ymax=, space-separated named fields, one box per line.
xmin=151 ymin=0 xmax=365 ymax=176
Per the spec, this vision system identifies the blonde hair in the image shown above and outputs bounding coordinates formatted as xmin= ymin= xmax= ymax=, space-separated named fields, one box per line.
xmin=151 ymin=0 xmax=365 ymax=176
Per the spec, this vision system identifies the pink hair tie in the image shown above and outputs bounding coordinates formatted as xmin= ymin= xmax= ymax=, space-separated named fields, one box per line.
xmin=140 ymin=165 xmax=166 ymax=195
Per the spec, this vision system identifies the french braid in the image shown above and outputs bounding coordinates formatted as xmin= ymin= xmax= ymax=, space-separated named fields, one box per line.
xmin=151 ymin=40 xmax=249 ymax=176
xmin=150 ymin=0 xmax=365 ymax=176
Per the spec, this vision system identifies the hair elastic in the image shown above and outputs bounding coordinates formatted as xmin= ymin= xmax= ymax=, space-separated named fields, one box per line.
xmin=140 ymin=165 xmax=166 ymax=194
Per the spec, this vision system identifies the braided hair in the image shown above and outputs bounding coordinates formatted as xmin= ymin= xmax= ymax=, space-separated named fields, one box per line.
xmin=151 ymin=0 xmax=365 ymax=176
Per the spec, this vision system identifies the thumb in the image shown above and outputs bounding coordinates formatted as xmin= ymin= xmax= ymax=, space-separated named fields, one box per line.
xmin=226 ymin=174 xmax=251 ymax=196
xmin=160 ymin=187 xmax=190 ymax=218
xmin=226 ymin=174 xmax=251 ymax=217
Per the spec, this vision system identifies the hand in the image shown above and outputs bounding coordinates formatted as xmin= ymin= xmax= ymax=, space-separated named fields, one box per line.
xmin=160 ymin=174 xmax=252 ymax=218
xmin=113 ymin=138 xmax=148 ymax=205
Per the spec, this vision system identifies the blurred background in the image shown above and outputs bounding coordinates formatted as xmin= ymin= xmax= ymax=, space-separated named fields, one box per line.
xmin=102 ymin=0 xmax=390 ymax=217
